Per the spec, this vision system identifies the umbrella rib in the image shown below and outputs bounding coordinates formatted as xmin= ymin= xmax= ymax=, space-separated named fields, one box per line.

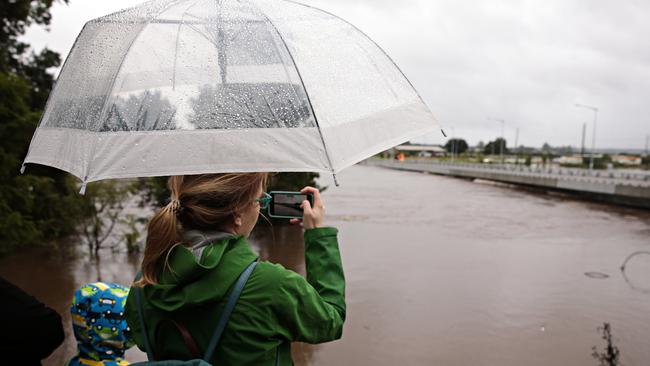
xmin=250 ymin=4 xmax=338 ymax=183
xmin=173 ymin=1 xmax=202 ymax=90
xmin=187 ymin=23 xmax=219 ymax=49
xmin=90 ymin=16 xmax=269 ymax=26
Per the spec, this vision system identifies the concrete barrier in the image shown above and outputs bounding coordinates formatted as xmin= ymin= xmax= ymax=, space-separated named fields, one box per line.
xmin=366 ymin=159 xmax=650 ymax=210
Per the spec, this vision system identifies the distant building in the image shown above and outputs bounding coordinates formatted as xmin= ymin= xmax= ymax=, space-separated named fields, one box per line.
xmin=394 ymin=144 xmax=447 ymax=157
xmin=612 ymin=155 xmax=642 ymax=166
xmin=554 ymin=155 xmax=583 ymax=165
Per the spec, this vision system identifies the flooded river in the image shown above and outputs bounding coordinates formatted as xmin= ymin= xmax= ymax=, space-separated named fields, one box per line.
xmin=2 ymin=164 xmax=650 ymax=365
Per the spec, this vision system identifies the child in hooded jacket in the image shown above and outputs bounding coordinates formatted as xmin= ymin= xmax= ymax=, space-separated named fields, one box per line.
xmin=68 ymin=282 xmax=134 ymax=366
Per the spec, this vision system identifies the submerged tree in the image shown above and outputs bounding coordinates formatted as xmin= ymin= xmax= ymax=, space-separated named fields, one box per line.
xmin=592 ymin=323 xmax=622 ymax=366
xmin=79 ymin=180 xmax=148 ymax=258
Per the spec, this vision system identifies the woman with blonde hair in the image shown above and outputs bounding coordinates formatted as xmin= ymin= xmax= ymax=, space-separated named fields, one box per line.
xmin=124 ymin=173 xmax=345 ymax=365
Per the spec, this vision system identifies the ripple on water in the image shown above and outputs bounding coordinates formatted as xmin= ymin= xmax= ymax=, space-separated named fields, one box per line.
xmin=584 ymin=271 xmax=610 ymax=279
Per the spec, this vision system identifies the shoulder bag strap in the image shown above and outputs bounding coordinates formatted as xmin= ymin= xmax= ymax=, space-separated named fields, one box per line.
xmin=135 ymin=279 xmax=202 ymax=360
xmin=203 ymin=259 xmax=259 ymax=361
xmin=155 ymin=318 xmax=202 ymax=359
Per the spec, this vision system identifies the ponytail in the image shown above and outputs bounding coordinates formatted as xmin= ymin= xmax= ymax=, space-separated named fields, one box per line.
xmin=135 ymin=176 xmax=184 ymax=286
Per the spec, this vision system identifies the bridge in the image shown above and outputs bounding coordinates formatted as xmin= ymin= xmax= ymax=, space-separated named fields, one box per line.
xmin=365 ymin=159 xmax=650 ymax=209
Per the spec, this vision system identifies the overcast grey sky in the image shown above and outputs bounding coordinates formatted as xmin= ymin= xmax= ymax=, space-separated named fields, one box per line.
xmin=23 ymin=0 xmax=650 ymax=150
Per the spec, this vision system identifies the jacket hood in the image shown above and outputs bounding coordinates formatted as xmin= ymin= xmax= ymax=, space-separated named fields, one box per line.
xmin=143 ymin=232 xmax=258 ymax=312
xmin=70 ymin=282 xmax=134 ymax=362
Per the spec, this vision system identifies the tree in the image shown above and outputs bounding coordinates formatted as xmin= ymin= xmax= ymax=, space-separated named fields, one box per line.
xmin=0 ymin=73 xmax=88 ymax=255
xmin=1 ymin=0 xmax=68 ymax=110
xmin=0 ymin=0 xmax=90 ymax=257
xmin=483 ymin=138 xmax=508 ymax=155
xmin=444 ymin=138 xmax=468 ymax=154
xmin=1 ymin=0 xmax=68 ymax=71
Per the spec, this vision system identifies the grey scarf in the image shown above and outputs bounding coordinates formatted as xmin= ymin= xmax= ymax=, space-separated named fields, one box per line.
xmin=182 ymin=230 xmax=236 ymax=260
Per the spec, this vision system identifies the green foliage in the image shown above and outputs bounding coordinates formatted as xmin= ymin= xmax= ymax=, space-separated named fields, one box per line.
xmin=0 ymin=0 xmax=96 ymax=257
xmin=18 ymin=48 xmax=62 ymax=110
xmin=1 ymin=0 xmax=66 ymax=110
xmin=0 ymin=73 xmax=87 ymax=256
xmin=0 ymin=0 xmax=68 ymax=73
xmin=444 ymin=138 xmax=468 ymax=154
xmin=593 ymin=154 xmax=612 ymax=170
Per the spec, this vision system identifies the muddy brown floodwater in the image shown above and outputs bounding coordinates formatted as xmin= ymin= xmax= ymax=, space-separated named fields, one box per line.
xmin=2 ymin=164 xmax=650 ymax=365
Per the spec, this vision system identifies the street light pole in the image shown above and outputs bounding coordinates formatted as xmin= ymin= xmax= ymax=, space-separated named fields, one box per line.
xmin=575 ymin=104 xmax=598 ymax=170
xmin=580 ymin=123 xmax=587 ymax=157
xmin=514 ymin=127 xmax=519 ymax=165
xmin=645 ymin=135 xmax=650 ymax=169
xmin=451 ymin=127 xmax=456 ymax=163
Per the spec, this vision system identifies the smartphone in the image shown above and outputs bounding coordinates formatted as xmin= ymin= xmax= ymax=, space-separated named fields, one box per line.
xmin=268 ymin=191 xmax=314 ymax=219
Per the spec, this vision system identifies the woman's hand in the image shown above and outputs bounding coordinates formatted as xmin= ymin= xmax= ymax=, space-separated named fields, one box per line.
xmin=289 ymin=186 xmax=324 ymax=229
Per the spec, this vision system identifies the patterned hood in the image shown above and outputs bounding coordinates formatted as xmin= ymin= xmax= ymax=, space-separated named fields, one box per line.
xmin=69 ymin=282 xmax=134 ymax=365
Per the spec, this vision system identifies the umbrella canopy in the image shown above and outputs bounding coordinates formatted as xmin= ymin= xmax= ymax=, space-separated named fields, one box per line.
xmin=22 ymin=0 xmax=438 ymax=189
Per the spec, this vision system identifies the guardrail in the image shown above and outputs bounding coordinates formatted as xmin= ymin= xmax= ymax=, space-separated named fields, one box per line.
xmin=366 ymin=159 xmax=650 ymax=209
xmin=390 ymin=159 xmax=650 ymax=183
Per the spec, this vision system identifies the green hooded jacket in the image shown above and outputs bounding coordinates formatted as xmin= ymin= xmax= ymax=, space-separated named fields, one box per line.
xmin=124 ymin=227 xmax=345 ymax=365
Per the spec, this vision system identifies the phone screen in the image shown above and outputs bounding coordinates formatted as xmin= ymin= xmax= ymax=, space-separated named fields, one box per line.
xmin=270 ymin=192 xmax=310 ymax=218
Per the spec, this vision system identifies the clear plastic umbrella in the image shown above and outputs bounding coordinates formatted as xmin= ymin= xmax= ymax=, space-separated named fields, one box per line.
xmin=22 ymin=0 xmax=439 ymax=192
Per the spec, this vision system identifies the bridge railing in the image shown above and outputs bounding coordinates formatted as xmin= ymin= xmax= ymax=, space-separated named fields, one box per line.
xmin=369 ymin=158 xmax=650 ymax=184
